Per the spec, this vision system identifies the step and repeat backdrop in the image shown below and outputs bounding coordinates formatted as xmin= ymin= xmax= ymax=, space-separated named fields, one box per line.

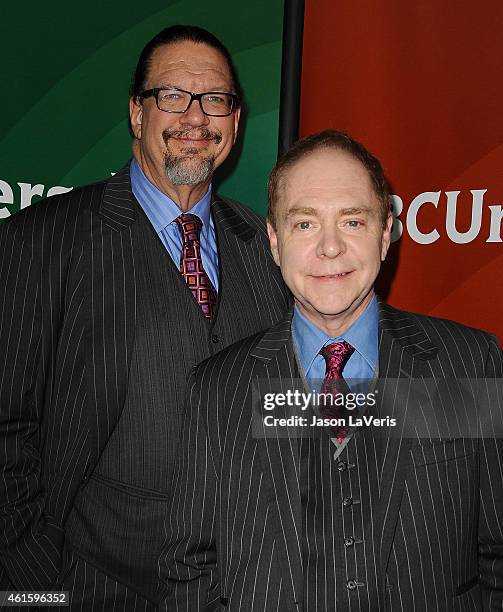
xmin=0 ymin=1 xmax=283 ymax=220
xmin=301 ymin=1 xmax=503 ymax=342
xmin=2 ymin=1 xmax=501 ymax=342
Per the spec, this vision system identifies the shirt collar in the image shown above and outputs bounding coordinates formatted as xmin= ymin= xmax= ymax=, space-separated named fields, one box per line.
xmin=292 ymin=295 xmax=379 ymax=375
xmin=130 ymin=157 xmax=213 ymax=237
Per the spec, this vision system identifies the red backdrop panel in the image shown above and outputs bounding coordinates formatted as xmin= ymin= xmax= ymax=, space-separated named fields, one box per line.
xmin=300 ymin=1 xmax=503 ymax=343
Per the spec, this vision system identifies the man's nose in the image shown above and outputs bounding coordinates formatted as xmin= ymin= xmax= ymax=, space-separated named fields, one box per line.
xmin=316 ymin=227 xmax=346 ymax=258
xmin=179 ymin=98 xmax=210 ymax=127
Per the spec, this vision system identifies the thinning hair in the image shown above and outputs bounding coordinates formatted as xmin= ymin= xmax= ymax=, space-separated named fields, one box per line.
xmin=268 ymin=130 xmax=391 ymax=228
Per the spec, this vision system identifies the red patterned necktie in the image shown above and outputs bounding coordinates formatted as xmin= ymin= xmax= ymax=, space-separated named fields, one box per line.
xmin=175 ymin=213 xmax=218 ymax=320
xmin=319 ymin=340 xmax=355 ymax=442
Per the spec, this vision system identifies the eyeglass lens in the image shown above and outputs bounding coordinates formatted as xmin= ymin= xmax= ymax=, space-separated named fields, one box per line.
xmin=157 ymin=89 xmax=234 ymax=116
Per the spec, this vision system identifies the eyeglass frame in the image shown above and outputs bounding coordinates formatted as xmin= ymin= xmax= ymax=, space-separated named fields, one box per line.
xmin=138 ymin=86 xmax=240 ymax=117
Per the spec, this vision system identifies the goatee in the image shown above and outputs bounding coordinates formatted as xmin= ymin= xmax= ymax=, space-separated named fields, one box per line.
xmin=162 ymin=127 xmax=220 ymax=186
xmin=164 ymin=152 xmax=215 ymax=185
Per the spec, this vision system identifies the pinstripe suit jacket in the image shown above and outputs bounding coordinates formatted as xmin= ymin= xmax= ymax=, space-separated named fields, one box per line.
xmin=163 ymin=304 xmax=503 ymax=611
xmin=0 ymin=163 xmax=289 ymax=601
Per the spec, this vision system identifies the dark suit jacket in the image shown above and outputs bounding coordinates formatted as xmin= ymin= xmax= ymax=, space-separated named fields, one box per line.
xmin=0 ymin=163 xmax=290 ymax=603
xmin=162 ymin=303 xmax=503 ymax=611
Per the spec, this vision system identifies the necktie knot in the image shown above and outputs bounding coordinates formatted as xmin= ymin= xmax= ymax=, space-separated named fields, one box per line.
xmin=175 ymin=213 xmax=202 ymax=244
xmin=319 ymin=340 xmax=354 ymax=379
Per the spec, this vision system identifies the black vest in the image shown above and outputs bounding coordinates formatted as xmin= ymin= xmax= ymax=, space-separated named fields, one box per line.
xmin=299 ymin=406 xmax=384 ymax=609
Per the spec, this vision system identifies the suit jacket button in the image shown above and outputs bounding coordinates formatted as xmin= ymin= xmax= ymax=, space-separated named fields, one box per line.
xmin=344 ymin=536 xmax=355 ymax=547
xmin=347 ymin=580 xmax=357 ymax=590
xmin=336 ymin=460 xmax=347 ymax=470
xmin=211 ymin=334 xmax=220 ymax=344
xmin=343 ymin=497 xmax=353 ymax=506
xmin=81 ymin=464 xmax=93 ymax=484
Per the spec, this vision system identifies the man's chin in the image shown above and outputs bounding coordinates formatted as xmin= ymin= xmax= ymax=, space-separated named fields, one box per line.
xmin=163 ymin=155 xmax=215 ymax=186
xmin=300 ymin=295 xmax=355 ymax=318
xmin=306 ymin=291 xmax=374 ymax=322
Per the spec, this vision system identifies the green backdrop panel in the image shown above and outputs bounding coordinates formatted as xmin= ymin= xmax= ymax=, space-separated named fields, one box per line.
xmin=0 ymin=1 xmax=284 ymax=221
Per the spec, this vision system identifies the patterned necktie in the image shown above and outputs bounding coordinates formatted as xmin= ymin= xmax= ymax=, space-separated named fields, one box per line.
xmin=319 ymin=340 xmax=355 ymax=442
xmin=175 ymin=213 xmax=218 ymax=320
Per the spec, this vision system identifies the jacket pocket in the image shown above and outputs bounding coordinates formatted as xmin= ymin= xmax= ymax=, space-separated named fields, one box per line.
xmin=456 ymin=575 xmax=478 ymax=596
xmin=409 ymin=438 xmax=477 ymax=467
xmin=64 ymin=472 xmax=170 ymax=604
xmin=90 ymin=471 xmax=170 ymax=500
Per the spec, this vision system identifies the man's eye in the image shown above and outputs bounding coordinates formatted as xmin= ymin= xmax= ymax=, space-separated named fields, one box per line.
xmin=160 ymin=91 xmax=183 ymax=101
xmin=345 ymin=220 xmax=363 ymax=228
xmin=297 ymin=221 xmax=312 ymax=230
xmin=206 ymin=95 xmax=225 ymax=104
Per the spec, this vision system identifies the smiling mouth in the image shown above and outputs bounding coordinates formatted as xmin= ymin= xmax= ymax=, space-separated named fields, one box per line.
xmin=163 ymin=128 xmax=222 ymax=147
xmin=172 ymin=137 xmax=210 ymax=146
xmin=311 ymin=272 xmax=352 ymax=280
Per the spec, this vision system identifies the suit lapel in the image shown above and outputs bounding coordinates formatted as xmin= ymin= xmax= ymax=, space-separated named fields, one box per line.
xmin=88 ymin=163 xmax=138 ymax=461
xmin=211 ymin=196 xmax=280 ymax=341
xmin=211 ymin=195 xmax=257 ymax=242
xmin=250 ymin=311 xmax=304 ymax=609
xmin=375 ymin=301 xmax=438 ymax=579
xmin=98 ymin=166 xmax=138 ymax=230
xmin=211 ymin=195 xmax=257 ymax=312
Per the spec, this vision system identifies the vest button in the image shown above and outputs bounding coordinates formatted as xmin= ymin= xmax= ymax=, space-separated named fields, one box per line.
xmin=343 ymin=497 xmax=353 ymax=507
xmin=336 ymin=460 xmax=347 ymax=470
xmin=211 ymin=334 xmax=220 ymax=344
xmin=344 ymin=536 xmax=355 ymax=547
xmin=347 ymin=580 xmax=358 ymax=590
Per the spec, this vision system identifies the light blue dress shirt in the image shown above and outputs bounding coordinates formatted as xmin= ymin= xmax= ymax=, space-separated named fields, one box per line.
xmin=130 ymin=158 xmax=219 ymax=290
xmin=292 ymin=295 xmax=379 ymax=391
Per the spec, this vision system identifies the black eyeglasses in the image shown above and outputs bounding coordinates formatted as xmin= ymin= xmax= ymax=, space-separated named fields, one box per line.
xmin=139 ymin=87 xmax=239 ymax=117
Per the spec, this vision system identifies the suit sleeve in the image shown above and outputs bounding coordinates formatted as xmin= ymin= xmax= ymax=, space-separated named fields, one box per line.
xmin=478 ymin=334 xmax=503 ymax=609
xmin=0 ymin=221 xmax=64 ymax=589
xmin=160 ymin=368 xmax=222 ymax=612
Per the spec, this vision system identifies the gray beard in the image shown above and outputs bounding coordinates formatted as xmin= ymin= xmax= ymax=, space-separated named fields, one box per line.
xmin=163 ymin=151 xmax=215 ymax=186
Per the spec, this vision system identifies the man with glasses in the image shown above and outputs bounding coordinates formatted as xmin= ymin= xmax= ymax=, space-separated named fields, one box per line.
xmin=0 ymin=25 xmax=288 ymax=610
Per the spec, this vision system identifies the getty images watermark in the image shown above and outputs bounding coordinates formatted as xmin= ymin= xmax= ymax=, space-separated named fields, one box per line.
xmin=251 ymin=378 xmax=503 ymax=439
xmin=261 ymin=388 xmax=396 ymax=429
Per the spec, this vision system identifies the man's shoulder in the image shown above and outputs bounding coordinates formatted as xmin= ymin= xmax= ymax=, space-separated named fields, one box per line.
xmin=213 ymin=194 xmax=268 ymax=235
xmin=1 ymin=175 xmax=111 ymax=240
xmin=0 ymin=167 xmax=131 ymax=249
xmin=382 ymin=302 xmax=499 ymax=355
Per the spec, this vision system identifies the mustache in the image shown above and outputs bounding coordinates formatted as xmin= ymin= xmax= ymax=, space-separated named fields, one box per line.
xmin=162 ymin=128 xmax=222 ymax=144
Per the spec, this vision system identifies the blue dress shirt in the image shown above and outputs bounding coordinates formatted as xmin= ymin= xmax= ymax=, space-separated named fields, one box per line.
xmin=292 ymin=295 xmax=379 ymax=391
xmin=130 ymin=158 xmax=219 ymax=290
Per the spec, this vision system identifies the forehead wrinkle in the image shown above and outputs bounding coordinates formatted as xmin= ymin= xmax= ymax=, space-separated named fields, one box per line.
xmin=158 ymin=63 xmax=230 ymax=77
xmin=149 ymin=45 xmax=233 ymax=88
xmin=157 ymin=81 xmax=232 ymax=92
xmin=152 ymin=68 xmax=232 ymax=92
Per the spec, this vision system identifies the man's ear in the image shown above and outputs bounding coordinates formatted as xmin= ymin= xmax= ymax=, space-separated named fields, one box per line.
xmin=380 ymin=212 xmax=393 ymax=261
xmin=232 ymin=107 xmax=241 ymax=144
xmin=129 ymin=97 xmax=142 ymax=139
xmin=267 ymin=219 xmax=281 ymax=267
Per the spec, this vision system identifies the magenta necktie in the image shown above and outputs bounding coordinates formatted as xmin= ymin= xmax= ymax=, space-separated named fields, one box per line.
xmin=319 ymin=340 xmax=355 ymax=442
xmin=175 ymin=213 xmax=217 ymax=320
